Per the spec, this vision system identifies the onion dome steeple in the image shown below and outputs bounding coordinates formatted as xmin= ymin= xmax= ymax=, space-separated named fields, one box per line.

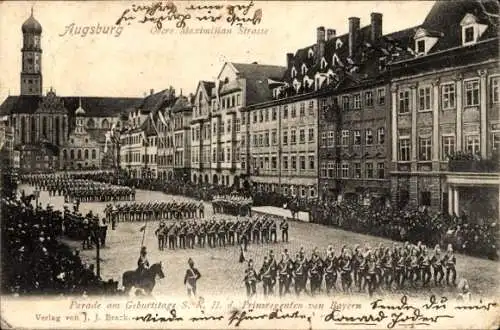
xmin=22 ymin=7 xmax=42 ymax=34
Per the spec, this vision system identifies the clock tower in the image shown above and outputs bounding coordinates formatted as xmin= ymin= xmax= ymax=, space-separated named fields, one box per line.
xmin=20 ymin=8 xmax=43 ymax=96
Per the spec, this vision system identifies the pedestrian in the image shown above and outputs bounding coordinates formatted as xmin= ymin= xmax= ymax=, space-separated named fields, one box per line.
xmin=184 ymin=258 xmax=201 ymax=298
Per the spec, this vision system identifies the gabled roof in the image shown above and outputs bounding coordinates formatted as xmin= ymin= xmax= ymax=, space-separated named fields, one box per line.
xmin=171 ymin=95 xmax=192 ymax=113
xmin=201 ymin=81 xmax=215 ymax=96
xmin=0 ymin=95 xmax=143 ymax=117
xmin=137 ymin=89 xmax=176 ymax=114
xmin=231 ymin=62 xmax=286 ymax=81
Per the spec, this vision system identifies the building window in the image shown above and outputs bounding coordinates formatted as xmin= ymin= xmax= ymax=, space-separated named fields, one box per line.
xmin=365 ymin=129 xmax=373 ymax=145
xmin=377 ymin=88 xmax=386 ymax=105
xmin=417 ymin=39 xmax=425 ymax=54
xmin=399 ymin=90 xmax=411 ymax=114
xmin=365 ymin=91 xmax=373 ymax=107
xmin=241 ymin=156 xmax=246 ymax=169
xmin=283 ymin=105 xmax=288 ymax=118
xmin=441 ymin=83 xmax=456 ymax=110
xmin=84 ymin=149 xmax=89 ymax=159
xmin=291 ymin=104 xmax=297 ymax=118
xmin=309 ymin=155 xmax=315 ymax=169
xmin=492 ymin=77 xmax=500 ymax=103
xmin=327 ymin=161 xmax=335 ymax=178
xmin=271 ymin=156 xmax=277 ymax=169
xmin=419 ymin=137 xmax=432 ymax=161
xmin=354 ymin=163 xmax=361 ymax=178
xmin=308 ymin=100 xmax=314 ymax=115
xmin=265 ymin=132 xmax=270 ymax=146
xmin=327 ymin=131 xmax=335 ymax=147
xmin=272 ymin=130 xmax=277 ymax=145
xmin=378 ymin=127 xmax=385 ymax=144
xmin=442 ymin=136 xmax=456 ymax=160
xmin=464 ymin=79 xmax=480 ymax=106
xmin=376 ymin=162 xmax=385 ymax=179
xmin=299 ymin=156 xmax=306 ymax=170
xmin=299 ymin=129 xmax=305 ymax=143
xmin=399 ymin=138 xmax=411 ymax=161
xmin=259 ymin=156 xmax=264 ymax=169
xmin=341 ymin=163 xmax=349 ymax=178
xmin=341 ymin=130 xmax=349 ymax=145
xmin=320 ymin=162 xmax=327 ymax=177
xmin=291 ymin=156 xmax=297 ymax=170
xmin=283 ymin=156 xmax=288 ymax=170
xmin=259 ymin=110 xmax=263 ymax=122
xmin=342 ymin=96 xmax=349 ymax=111
xmin=366 ymin=163 xmax=373 ymax=178
xmin=300 ymin=102 xmax=305 ymax=117
xmin=291 ymin=129 xmax=296 ymax=144
xmin=264 ymin=109 xmax=269 ymax=122
xmin=353 ymin=130 xmax=361 ymax=145
xmin=308 ymin=128 xmax=314 ymax=142
xmin=272 ymin=107 xmax=277 ymax=120
xmin=235 ymin=118 xmax=240 ymax=132
xmin=464 ymin=26 xmax=474 ymax=44
xmin=77 ymin=149 xmax=82 ymax=159
xmin=418 ymin=86 xmax=432 ymax=111
xmin=283 ymin=131 xmax=288 ymax=145
xmin=492 ymin=131 xmax=500 ymax=152
xmin=320 ymin=132 xmax=327 ymax=147
xmin=466 ymin=134 xmax=480 ymax=154
xmin=220 ymin=121 xmax=225 ymax=134
xmin=258 ymin=134 xmax=263 ymax=147
xmin=353 ymin=94 xmax=361 ymax=110
xmin=253 ymin=112 xmax=258 ymax=123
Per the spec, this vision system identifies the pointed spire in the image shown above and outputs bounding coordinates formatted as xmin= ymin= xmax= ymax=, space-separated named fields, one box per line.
xmin=78 ymin=97 xmax=82 ymax=108
xmin=31 ymin=5 xmax=34 ymax=17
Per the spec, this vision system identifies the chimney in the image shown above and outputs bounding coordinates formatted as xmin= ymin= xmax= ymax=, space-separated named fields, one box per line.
xmin=286 ymin=53 xmax=294 ymax=68
xmin=348 ymin=17 xmax=360 ymax=58
xmin=150 ymin=89 xmax=154 ymax=95
xmin=371 ymin=13 xmax=383 ymax=45
xmin=316 ymin=26 xmax=326 ymax=64
xmin=327 ymin=29 xmax=336 ymax=41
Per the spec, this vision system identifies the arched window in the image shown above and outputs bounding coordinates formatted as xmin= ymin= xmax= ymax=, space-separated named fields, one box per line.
xmin=84 ymin=149 xmax=89 ymax=159
xmin=102 ymin=119 xmax=110 ymax=129
xmin=42 ymin=117 xmax=48 ymax=138
xmin=87 ymin=118 xmax=95 ymax=128
xmin=21 ymin=117 xmax=26 ymax=144
xmin=62 ymin=149 xmax=67 ymax=160
xmin=70 ymin=150 xmax=75 ymax=159
xmin=77 ymin=149 xmax=82 ymax=159
xmin=92 ymin=149 xmax=97 ymax=159
xmin=55 ymin=117 xmax=60 ymax=145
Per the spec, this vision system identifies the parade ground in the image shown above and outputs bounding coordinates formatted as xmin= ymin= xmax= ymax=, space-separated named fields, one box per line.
xmin=19 ymin=184 xmax=499 ymax=299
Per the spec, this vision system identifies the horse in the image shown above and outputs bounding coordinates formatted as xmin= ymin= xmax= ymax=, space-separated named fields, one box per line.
xmin=122 ymin=262 xmax=165 ymax=295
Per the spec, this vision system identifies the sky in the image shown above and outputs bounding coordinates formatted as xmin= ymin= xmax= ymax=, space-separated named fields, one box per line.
xmin=0 ymin=1 xmax=435 ymax=101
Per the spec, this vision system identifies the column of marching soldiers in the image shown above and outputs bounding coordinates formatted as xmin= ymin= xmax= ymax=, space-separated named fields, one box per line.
xmin=243 ymin=242 xmax=458 ymax=298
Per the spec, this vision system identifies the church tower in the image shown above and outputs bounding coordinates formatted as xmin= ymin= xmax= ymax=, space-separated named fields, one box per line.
xmin=20 ymin=8 xmax=43 ymax=96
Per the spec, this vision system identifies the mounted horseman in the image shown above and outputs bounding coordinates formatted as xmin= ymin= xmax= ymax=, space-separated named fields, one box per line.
xmin=122 ymin=246 xmax=165 ymax=295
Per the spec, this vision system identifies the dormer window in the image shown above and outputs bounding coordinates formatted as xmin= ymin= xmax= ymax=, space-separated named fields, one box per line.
xmin=417 ymin=40 xmax=425 ymax=54
xmin=301 ymin=63 xmax=308 ymax=75
xmin=336 ymin=39 xmax=343 ymax=49
xmin=379 ymin=57 xmax=387 ymax=71
xmin=320 ymin=57 xmax=327 ymax=70
xmin=291 ymin=66 xmax=297 ymax=78
xmin=308 ymin=48 xmax=314 ymax=59
xmin=332 ymin=53 xmax=343 ymax=67
xmin=460 ymin=13 xmax=487 ymax=46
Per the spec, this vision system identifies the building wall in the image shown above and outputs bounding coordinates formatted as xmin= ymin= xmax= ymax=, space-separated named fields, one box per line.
xmin=318 ymin=83 xmax=391 ymax=201
xmin=390 ymin=60 xmax=500 ymax=210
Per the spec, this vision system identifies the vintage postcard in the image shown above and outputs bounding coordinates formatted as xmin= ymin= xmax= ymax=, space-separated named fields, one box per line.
xmin=0 ymin=0 xmax=499 ymax=329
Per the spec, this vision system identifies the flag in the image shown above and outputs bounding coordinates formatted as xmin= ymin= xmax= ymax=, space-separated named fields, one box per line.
xmin=139 ymin=225 xmax=146 ymax=232
xmin=158 ymin=110 xmax=168 ymax=126
xmin=149 ymin=112 xmax=160 ymax=135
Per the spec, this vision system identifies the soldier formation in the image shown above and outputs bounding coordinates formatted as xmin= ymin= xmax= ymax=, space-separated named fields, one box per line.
xmin=153 ymin=216 xmax=289 ymax=251
xmin=244 ymin=242 xmax=458 ymax=298
xmin=20 ymin=174 xmax=135 ymax=202
xmin=212 ymin=194 xmax=253 ymax=216
xmin=63 ymin=207 xmax=109 ymax=250
xmin=104 ymin=201 xmax=204 ymax=223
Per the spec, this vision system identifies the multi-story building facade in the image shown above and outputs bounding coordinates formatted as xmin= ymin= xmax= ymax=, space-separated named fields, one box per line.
xmin=191 ymin=81 xmax=215 ymax=184
xmin=315 ymin=14 xmax=410 ymax=203
xmin=209 ymin=62 xmax=286 ymax=188
xmin=171 ymin=95 xmax=193 ymax=181
xmin=389 ymin=0 xmax=499 ymax=218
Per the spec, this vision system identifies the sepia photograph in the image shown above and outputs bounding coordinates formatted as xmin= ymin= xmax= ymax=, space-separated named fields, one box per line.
xmin=0 ymin=0 xmax=499 ymax=329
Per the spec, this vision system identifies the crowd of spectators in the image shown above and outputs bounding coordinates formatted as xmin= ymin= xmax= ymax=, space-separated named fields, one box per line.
xmin=1 ymin=197 xmax=121 ymax=296
xmin=309 ymin=200 xmax=498 ymax=260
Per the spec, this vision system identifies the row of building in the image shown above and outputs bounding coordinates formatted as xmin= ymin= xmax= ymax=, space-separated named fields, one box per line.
xmin=1 ymin=1 xmax=499 ymax=217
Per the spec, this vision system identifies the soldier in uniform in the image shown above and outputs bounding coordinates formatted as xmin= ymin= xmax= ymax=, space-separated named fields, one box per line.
xmin=278 ymin=250 xmax=293 ymax=296
xmin=155 ymin=221 xmax=166 ymax=251
xmin=431 ymin=244 xmax=444 ymax=286
xmin=137 ymin=246 xmax=150 ymax=276
xmin=308 ymin=251 xmax=323 ymax=296
xmin=259 ymin=256 xmax=275 ymax=296
xmin=184 ymin=258 xmax=201 ymax=298
xmin=186 ymin=222 xmax=195 ymax=249
xmin=198 ymin=221 xmax=206 ymax=248
xmin=179 ymin=222 xmax=187 ymax=249
xmin=244 ymin=259 xmax=258 ymax=297
xmin=444 ymin=244 xmax=456 ymax=286
xmin=324 ymin=251 xmax=338 ymax=295
xmin=270 ymin=219 xmax=277 ymax=243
